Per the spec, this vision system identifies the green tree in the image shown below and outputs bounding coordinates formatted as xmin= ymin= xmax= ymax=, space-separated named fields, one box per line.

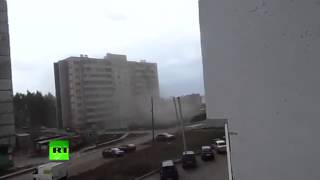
xmin=13 ymin=91 xmax=57 ymax=128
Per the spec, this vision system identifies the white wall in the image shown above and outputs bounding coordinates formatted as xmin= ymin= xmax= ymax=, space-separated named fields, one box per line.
xmin=199 ymin=0 xmax=320 ymax=180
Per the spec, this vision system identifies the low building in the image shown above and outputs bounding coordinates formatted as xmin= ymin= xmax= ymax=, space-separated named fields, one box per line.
xmin=16 ymin=133 xmax=32 ymax=150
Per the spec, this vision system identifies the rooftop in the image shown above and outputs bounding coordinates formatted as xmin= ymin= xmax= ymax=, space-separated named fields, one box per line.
xmin=183 ymin=151 xmax=195 ymax=155
xmin=202 ymin=146 xmax=211 ymax=150
xmin=162 ymin=160 xmax=174 ymax=167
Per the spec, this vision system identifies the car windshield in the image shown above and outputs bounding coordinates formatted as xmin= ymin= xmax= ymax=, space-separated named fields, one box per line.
xmin=183 ymin=154 xmax=195 ymax=160
xmin=217 ymin=142 xmax=226 ymax=146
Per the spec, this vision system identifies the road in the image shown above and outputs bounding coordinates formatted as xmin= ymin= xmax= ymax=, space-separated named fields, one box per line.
xmin=145 ymin=154 xmax=228 ymax=180
xmin=8 ymin=127 xmax=179 ymax=180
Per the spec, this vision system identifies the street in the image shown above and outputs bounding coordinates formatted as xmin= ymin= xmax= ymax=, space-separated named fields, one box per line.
xmin=7 ymin=127 xmax=179 ymax=180
xmin=145 ymin=154 xmax=228 ymax=180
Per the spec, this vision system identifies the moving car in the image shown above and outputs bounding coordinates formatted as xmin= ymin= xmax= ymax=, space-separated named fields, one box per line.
xmin=118 ymin=144 xmax=136 ymax=153
xmin=160 ymin=160 xmax=179 ymax=180
xmin=212 ymin=140 xmax=227 ymax=153
xmin=156 ymin=133 xmax=175 ymax=142
xmin=102 ymin=147 xmax=125 ymax=158
xmin=32 ymin=162 xmax=68 ymax=180
xmin=201 ymin=146 xmax=215 ymax=161
xmin=182 ymin=151 xmax=197 ymax=169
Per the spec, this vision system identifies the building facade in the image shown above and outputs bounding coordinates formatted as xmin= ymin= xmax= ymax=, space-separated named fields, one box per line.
xmin=54 ymin=53 xmax=159 ymax=130
xmin=199 ymin=0 xmax=320 ymax=180
xmin=0 ymin=0 xmax=15 ymax=147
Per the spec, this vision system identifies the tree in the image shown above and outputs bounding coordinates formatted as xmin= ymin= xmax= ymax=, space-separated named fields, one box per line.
xmin=13 ymin=91 xmax=57 ymax=128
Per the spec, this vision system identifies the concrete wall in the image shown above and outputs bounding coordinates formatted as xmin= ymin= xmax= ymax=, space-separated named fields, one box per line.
xmin=199 ymin=0 xmax=320 ymax=179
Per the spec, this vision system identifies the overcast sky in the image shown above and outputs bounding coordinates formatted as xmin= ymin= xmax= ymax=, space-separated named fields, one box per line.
xmin=7 ymin=0 xmax=204 ymax=97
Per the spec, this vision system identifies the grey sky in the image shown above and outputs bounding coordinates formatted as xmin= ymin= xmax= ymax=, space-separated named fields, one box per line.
xmin=7 ymin=0 xmax=204 ymax=97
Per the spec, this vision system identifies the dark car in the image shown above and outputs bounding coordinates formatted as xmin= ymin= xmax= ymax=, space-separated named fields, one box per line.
xmin=156 ymin=133 xmax=175 ymax=142
xmin=160 ymin=160 xmax=179 ymax=180
xmin=182 ymin=151 xmax=197 ymax=169
xmin=201 ymin=146 xmax=215 ymax=161
xmin=102 ymin=148 xmax=125 ymax=158
xmin=118 ymin=144 xmax=136 ymax=153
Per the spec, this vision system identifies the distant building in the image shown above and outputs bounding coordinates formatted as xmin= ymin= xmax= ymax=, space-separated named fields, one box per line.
xmin=0 ymin=0 xmax=15 ymax=147
xmin=180 ymin=94 xmax=202 ymax=121
xmin=54 ymin=53 xmax=160 ymax=130
xmin=154 ymin=94 xmax=202 ymax=125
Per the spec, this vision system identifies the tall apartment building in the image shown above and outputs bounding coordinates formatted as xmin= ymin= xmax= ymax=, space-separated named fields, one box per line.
xmin=200 ymin=0 xmax=320 ymax=180
xmin=0 ymin=0 xmax=15 ymax=147
xmin=54 ymin=53 xmax=159 ymax=130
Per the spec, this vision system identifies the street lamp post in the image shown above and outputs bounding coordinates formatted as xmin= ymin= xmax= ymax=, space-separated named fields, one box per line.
xmin=151 ymin=96 xmax=155 ymax=142
xmin=173 ymin=97 xmax=187 ymax=151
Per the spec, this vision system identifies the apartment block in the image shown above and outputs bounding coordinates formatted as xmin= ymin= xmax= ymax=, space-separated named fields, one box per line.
xmin=0 ymin=0 xmax=15 ymax=146
xmin=54 ymin=53 xmax=159 ymax=130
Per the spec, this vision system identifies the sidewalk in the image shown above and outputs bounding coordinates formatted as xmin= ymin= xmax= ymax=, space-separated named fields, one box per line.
xmin=13 ymin=152 xmax=48 ymax=169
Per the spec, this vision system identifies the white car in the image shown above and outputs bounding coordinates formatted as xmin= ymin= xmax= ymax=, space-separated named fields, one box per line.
xmin=156 ymin=133 xmax=175 ymax=141
xmin=32 ymin=162 xmax=68 ymax=180
xmin=212 ymin=140 xmax=227 ymax=153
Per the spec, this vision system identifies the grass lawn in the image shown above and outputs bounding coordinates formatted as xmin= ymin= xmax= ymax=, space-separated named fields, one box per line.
xmin=69 ymin=128 xmax=225 ymax=180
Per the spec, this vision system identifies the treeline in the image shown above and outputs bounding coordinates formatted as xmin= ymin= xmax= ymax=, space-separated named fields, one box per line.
xmin=13 ymin=91 xmax=57 ymax=128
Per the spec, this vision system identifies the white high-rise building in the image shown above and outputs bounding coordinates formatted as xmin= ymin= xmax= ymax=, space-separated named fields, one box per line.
xmin=199 ymin=0 xmax=320 ymax=180
xmin=54 ymin=53 xmax=159 ymax=130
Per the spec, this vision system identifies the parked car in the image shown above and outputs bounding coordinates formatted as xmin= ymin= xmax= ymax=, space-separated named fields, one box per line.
xmin=32 ymin=162 xmax=68 ymax=180
xmin=212 ymin=140 xmax=227 ymax=153
xmin=160 ymin=160 xmax=179 ymax=180
xmin=156 ymin=133 xmax=175 ymax=142
xmin=102 ymin=147 xmax=125 ymax=158
xmin=182 ymin=151 xmax=197 ymax=169
xmin=118 ymin=144 xmax=136 ymax=153
xmin=201 ymin=146 xmax=215 ymax=161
